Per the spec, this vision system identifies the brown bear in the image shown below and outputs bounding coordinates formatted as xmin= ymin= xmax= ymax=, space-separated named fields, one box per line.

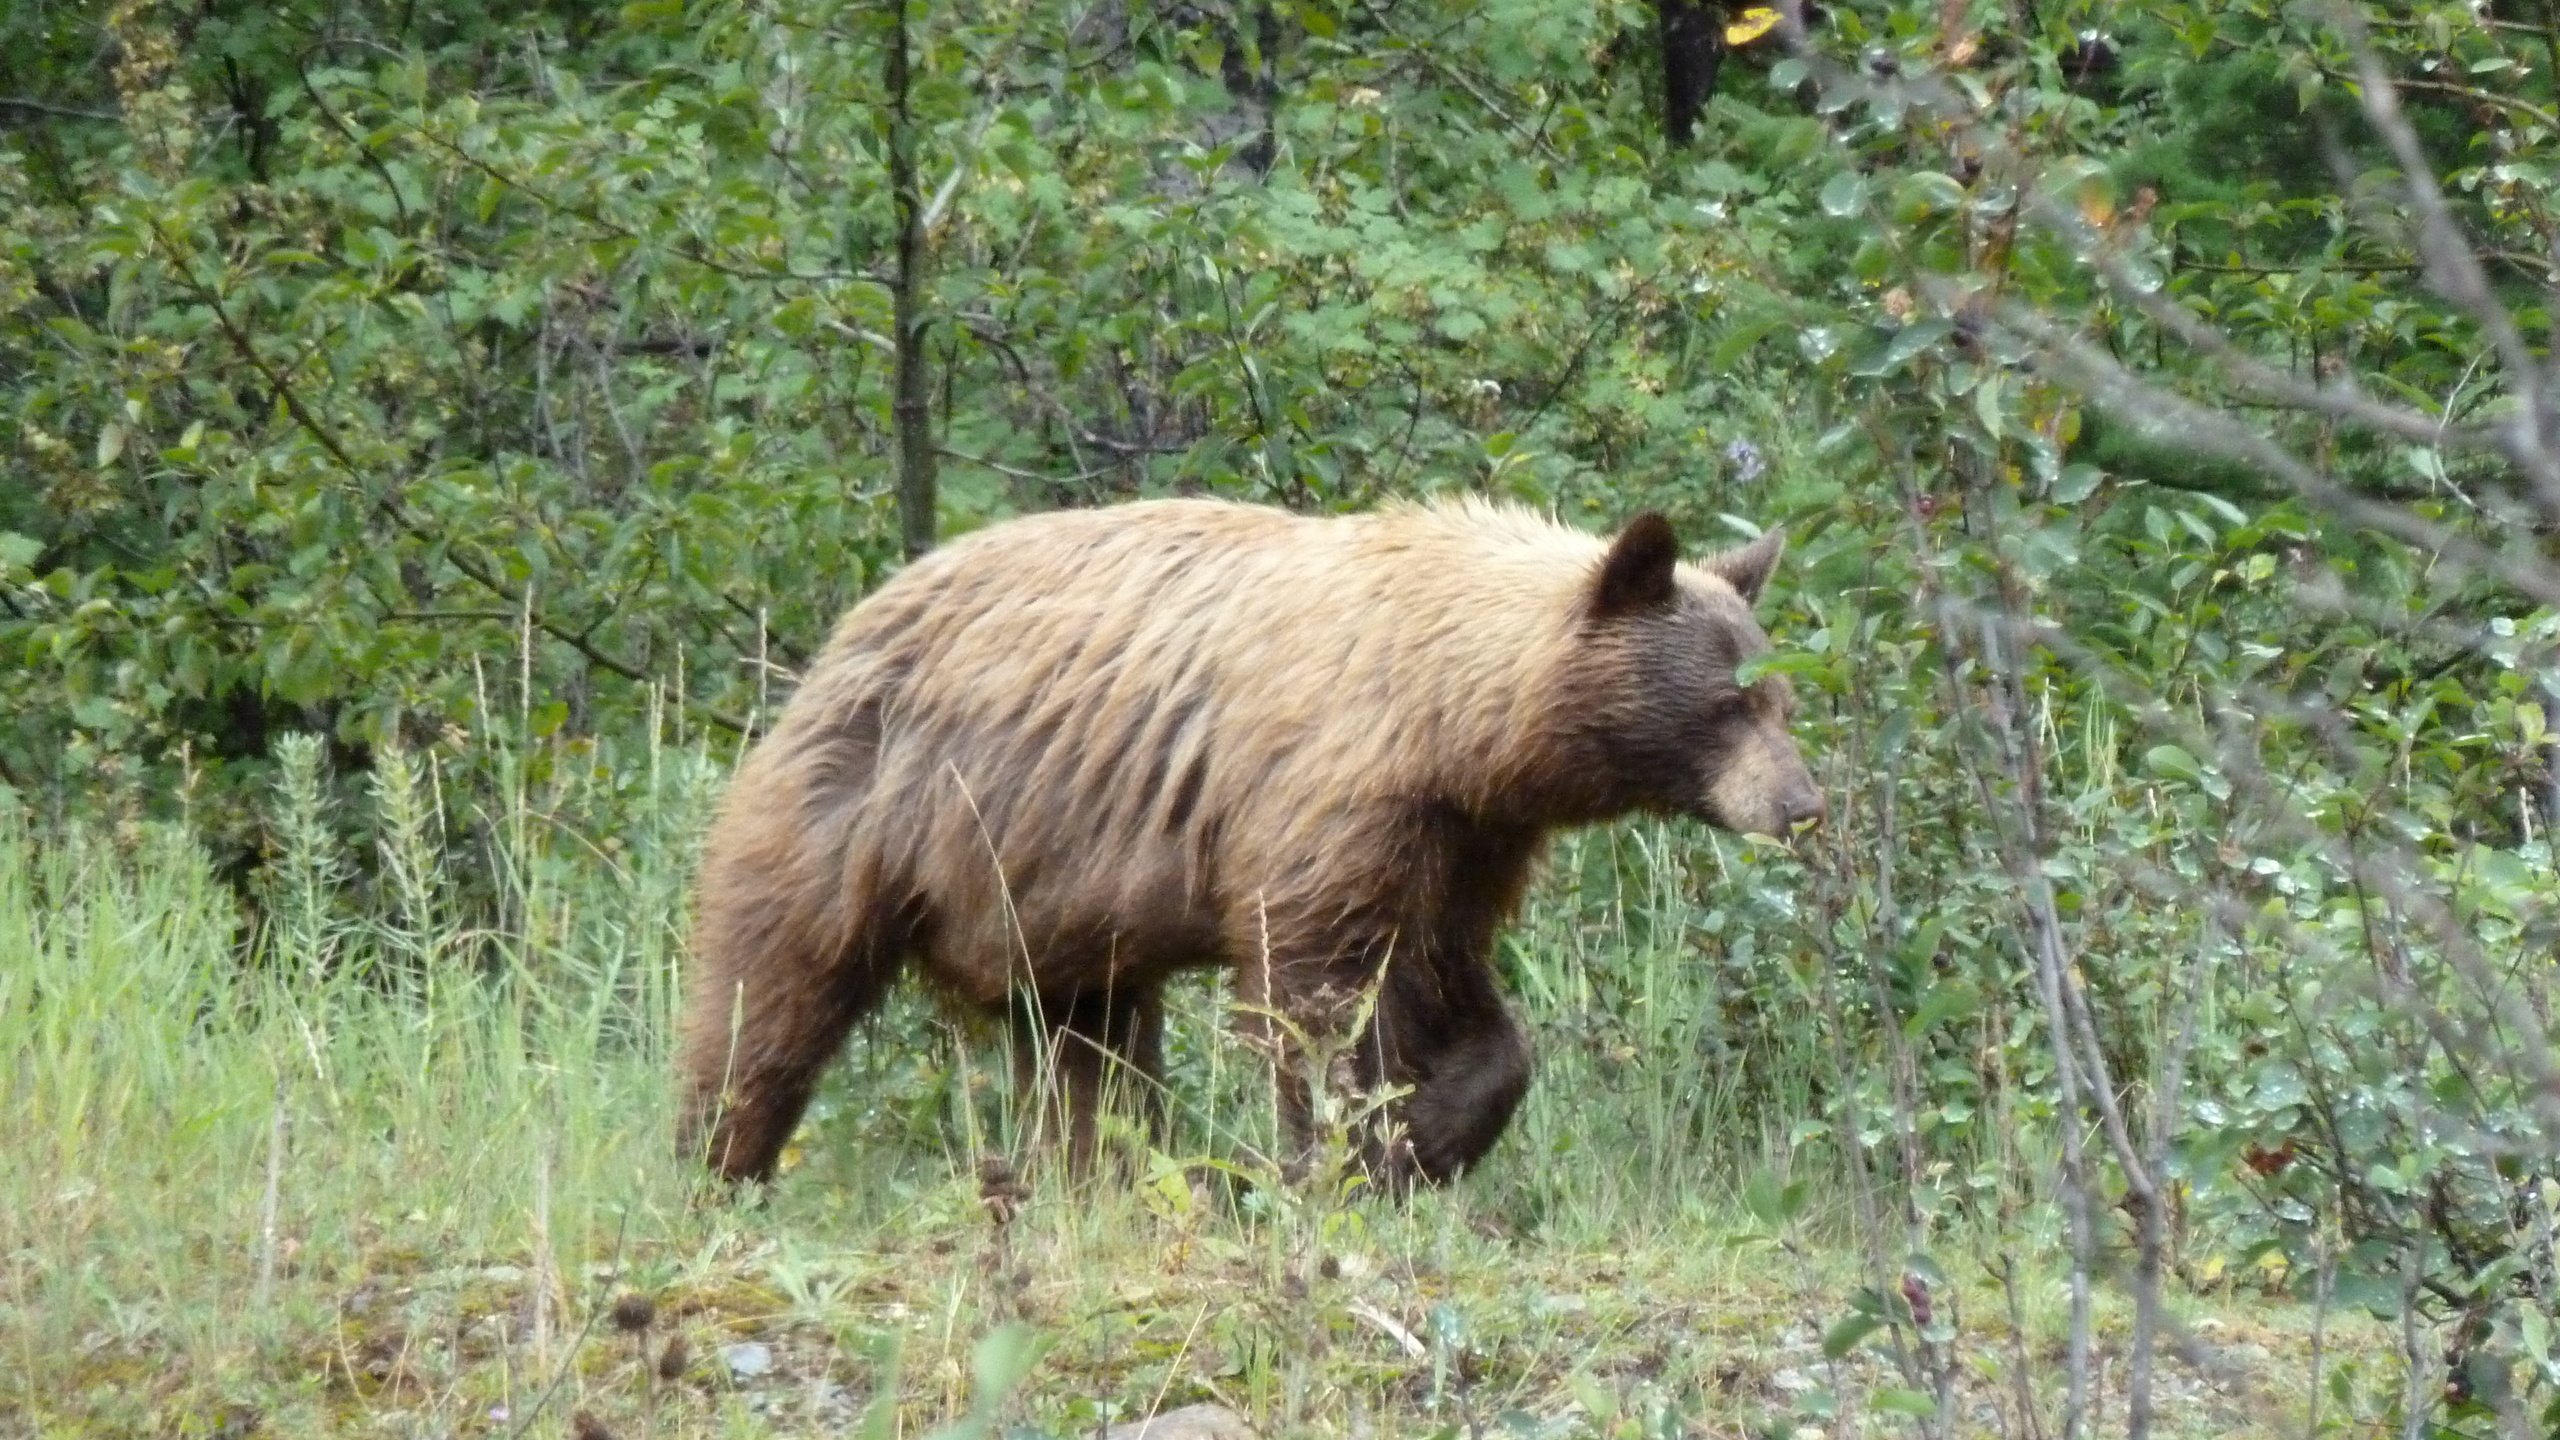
xmin=676 ymin=496 xmax=1822 ymax=1188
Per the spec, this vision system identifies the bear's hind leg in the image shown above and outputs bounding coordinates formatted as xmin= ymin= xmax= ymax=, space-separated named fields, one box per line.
xmin=678 ymin=881 xmax=908 ymax=1184
xmin=1009 ymin=984 xmax=1165 ymax=1179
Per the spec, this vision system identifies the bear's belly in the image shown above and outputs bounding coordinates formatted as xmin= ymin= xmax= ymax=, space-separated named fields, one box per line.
xmin=917 ymin=838 xmax=1224 ymax=1007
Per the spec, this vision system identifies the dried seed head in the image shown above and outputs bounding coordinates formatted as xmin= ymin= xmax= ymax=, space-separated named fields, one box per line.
xmin=977 ymin=1153 xmax=1027 ymax=1225
xmin=609 ymin=1292 xmax=656 ymax=1334
xmin=656 ymin=1332 xmax=691 ymax=1382
xmin=570 ymin=1410 xmax=616 ymax=1440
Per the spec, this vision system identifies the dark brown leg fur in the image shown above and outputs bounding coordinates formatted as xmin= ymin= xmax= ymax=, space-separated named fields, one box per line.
xmin=676 ymin=760 xmax=911 ymax=1184
xmin=1387 ymin=1005 xmax=1533 ymax=1183
xmin=1267 ymin=928 xmax=1534 ymax=1193
xmin=677 ymin=913 xmax=906 ymax=1183
xmin=1245 ymin=812 xmax=1546 ymax=1192
xmin=1010 ymin=985 xmax=1166 ymax=1178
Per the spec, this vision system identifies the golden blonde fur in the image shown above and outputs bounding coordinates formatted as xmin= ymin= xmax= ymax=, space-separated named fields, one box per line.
xmin=678 ymin=496 xmax=1820 ymax=1186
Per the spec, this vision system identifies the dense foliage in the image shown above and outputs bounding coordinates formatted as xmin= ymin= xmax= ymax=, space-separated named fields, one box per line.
xmin=7 ymin=1 xmax=2558 ymax=1435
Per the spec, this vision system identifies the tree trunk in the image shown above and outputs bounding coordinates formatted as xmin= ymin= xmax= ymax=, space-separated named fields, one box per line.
xmin=889 ymin=0 xmax=937 ymax=559
xmin=1656 ymin=0 xmax=1725 ymax=146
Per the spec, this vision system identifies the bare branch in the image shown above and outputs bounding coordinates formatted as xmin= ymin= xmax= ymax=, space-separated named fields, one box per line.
xmin=1981 ymin=295 xmax=2560 ymax=612
xmin=148 ymin=216 xmax=749 ymax=735
xmin=2333 ymin=8 xmax=2560 ymax=503
xmin=0 ymin=96 xmax=120 ymax=123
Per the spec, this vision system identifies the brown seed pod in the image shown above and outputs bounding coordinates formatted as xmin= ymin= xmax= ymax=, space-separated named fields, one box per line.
xmin=610 ymin=1292 xmax=657 ymax=1334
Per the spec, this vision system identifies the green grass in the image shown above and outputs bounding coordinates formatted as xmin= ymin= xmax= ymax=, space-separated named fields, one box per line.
xmin=0 ymin=742 xmax=2382 ymax=1439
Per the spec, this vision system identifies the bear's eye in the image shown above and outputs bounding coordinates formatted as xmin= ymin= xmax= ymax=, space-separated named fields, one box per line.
xmin=1703 ymin=692 xmax=1754 ymax=725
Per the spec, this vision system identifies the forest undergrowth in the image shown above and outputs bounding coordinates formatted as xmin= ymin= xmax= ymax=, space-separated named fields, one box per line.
xmin=10 ymin=2 xmax=2560 ymax=1436
xmin=2 ymin=722 xmax=2397 ymax=1440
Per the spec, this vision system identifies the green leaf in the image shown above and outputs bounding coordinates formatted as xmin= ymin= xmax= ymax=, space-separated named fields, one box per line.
xmin=1736 ymin=649 xmax=1826 ymax=685
xmin=1851 ymin=319 xmax=1949 ymax=377
xmin=2190 ymin=492 xmax=2250 ymax=528
xmin=2328 ymin=1268 xmax=2403 ymax=1318
xmin=1822 ymin=1312 xmax=1884 ymax=1359
xmin=2051 ymin=464 xmax=2103 ymax=504
xmin=1905 ymin=981 xmax=1977 ymax=1039
xmin=1892 ymin=170 xmax=1968 ymax=222
xmin=2143 ymin=744 xmax=2205 ymax=784
xmin=967 ymin=1322 xmax=1042 ymax=1408
xmin=1709 ymin=309 xmax=1793 ymax=370
xmin=1742 ymin=1167 xmax=1806 ymax=1227
xmin=1973 ymin=373 xmax=2006 ymax=439
xmin=1818 ymin=170 xmax=1866 ymax=218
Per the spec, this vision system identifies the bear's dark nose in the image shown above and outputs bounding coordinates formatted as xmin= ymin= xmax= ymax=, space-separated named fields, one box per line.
xmin=1780 ymin=782 xmax=1827 ymax=831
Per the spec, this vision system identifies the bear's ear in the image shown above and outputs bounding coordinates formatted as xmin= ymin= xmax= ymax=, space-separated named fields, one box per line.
xmin=1591 ymin=512 xmax=1682 ymax=618
xmin=1705 ymin=527 xmax=1785 ymax=606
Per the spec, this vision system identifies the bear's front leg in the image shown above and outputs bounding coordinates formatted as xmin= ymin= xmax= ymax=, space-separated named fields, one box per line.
xmin=1383 ymin=1003 xmax=1534 ymax=1184
xmin=1260 ymin=934 xmax=1536 ymax=1192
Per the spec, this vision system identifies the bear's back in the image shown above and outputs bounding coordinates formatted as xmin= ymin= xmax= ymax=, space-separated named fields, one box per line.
xmin=777 ymin=498 xmax=1596 ymax=998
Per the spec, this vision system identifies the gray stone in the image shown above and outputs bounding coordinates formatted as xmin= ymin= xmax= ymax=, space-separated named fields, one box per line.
xmin=1104 ymin=1402 xmax=1258 ymax=1440
xmin=720 ymin=1340 xmax=775 ymax=1380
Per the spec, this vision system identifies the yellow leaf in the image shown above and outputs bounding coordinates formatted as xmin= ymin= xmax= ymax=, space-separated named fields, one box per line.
xmin=1725 ymin=6 xmax=1782 ymax=45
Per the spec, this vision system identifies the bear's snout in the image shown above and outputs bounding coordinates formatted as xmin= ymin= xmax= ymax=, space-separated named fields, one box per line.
xmin=1703 ymin=728 xmax=1825 ymax=838
xmin=1773 ymin=773 xmax=1826 ymax=832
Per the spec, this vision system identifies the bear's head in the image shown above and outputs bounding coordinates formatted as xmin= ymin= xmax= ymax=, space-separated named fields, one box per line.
xmin=1561 ymin=513 xmax=1825 ymax=837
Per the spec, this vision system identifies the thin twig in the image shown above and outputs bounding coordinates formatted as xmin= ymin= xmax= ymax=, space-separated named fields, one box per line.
xmin=0 ymin=96 xmax=120 ymax=122
xmin=254 ymin=1080 xmax=289 ymax=1309
xmin=506 ymin=1205 xmax=632 ymax=1440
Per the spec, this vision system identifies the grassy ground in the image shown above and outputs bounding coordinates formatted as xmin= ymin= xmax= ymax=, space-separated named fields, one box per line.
xmin=0 ymin=750 xmax=2386 ymax=1439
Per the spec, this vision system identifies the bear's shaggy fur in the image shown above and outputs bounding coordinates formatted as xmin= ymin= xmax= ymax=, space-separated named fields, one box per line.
xmin=677 ymin=497 xmax=1821 ymax=1186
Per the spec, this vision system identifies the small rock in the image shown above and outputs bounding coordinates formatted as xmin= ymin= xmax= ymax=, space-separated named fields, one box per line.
xmin=809 ymin=1378 xmax=855 ymax=1421
xmin=2173 ymin=1335 xmax=2273 ymax=1386
xmin=721 ymin=1341 xmax=775 ymax=1380
xmin=1104 ymin=1402 xmax=1258 ymax=1440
